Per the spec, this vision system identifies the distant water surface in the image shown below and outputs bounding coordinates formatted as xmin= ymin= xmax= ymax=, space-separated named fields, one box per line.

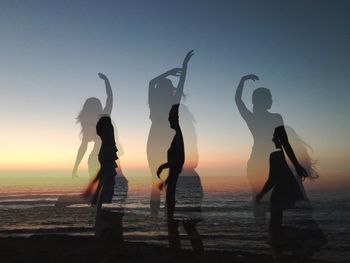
xmin=0 ymin=174 xmax=349 ymax=262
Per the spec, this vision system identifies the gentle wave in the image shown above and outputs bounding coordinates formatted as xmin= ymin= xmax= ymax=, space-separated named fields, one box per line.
xmin=0 ymin=177 xmax=350 ymax=262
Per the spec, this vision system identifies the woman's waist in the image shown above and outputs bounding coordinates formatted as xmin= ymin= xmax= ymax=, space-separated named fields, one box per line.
xmin=99 ymin=163 xmax=117 ymax=170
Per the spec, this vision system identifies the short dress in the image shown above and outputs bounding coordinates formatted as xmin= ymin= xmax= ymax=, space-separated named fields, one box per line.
xmin=268 ymin=150 xmax=303 ymax=210
xmin=88 ymin=144 xmax=118 ymax=205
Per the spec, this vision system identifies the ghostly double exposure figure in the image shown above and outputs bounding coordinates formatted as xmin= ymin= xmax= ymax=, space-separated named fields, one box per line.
xmin=147 ymin=50 xmax=194 ymax=215
xmin=256 ymin=126 xmax=326 ymax=261
xmin=157 ymin=104 xmax=204 ymax=254
xmin=72 ymin=73 xmax=113 ymax=179
xmin=72 ymin=72 xmax=128 ymax=196
xmin=235 ymin=74 xmax=307 ymax=222
xmin=236 ymin=75 xmax=326 ymax=261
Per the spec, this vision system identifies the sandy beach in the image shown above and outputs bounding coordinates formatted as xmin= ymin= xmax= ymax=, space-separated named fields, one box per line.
xmin=0 ymin=234 xmax=337 ymax=263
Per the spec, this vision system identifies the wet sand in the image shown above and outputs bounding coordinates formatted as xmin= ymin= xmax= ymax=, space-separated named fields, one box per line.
xmin=0 ymin=235 xmax=335 ymax=263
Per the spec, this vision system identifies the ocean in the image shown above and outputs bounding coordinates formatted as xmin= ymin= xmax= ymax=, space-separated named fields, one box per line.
xmin=0 ymin=174 xmax=349 ymax=262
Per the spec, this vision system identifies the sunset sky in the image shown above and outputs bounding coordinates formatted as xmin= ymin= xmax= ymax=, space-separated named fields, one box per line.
xmin=0 ymin=0 xmax=349 ymax=179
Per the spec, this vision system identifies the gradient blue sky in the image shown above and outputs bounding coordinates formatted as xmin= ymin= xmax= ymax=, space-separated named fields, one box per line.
xmin=0 ymin=0 xmax=349 ymax=176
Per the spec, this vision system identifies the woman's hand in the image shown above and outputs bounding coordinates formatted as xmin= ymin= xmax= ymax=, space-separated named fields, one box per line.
xmin=241 ymin=74 xmax=259 ymax=82
xmin=98 ymin=72 xmax=108 ymax=81
xmin=168 ymin=68 xmax=182 ymax=77
xmin=182 ymin=50 xmax=194 ymax=67
xmin=296 ymin=164 xmax=308 ymax=180
xmin=156 ymin=167 xmax=163 ymax=178
xmin=157 ymin=164 xmax=167 ymax=178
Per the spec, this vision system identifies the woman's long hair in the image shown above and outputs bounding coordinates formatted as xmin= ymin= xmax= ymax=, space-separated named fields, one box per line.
xmin=275 ymin=125 xmax=318 ymax=180
xmin=285 ymin=126 xmax=318 ymax=180
xmin=76 ymin=97 xmax=103 ymax=140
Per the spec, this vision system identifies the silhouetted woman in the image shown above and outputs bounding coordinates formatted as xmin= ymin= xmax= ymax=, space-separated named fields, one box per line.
xmin=157 ymin=104 xmax=187 ymax=250
xmin=147 ymin=50 xmax=194 ymax=214
xmin=235 ymin=74 xmax=284 ymax=194
xmin=256 ymin=126 xmax=306 ymax=260
xmin=157 ymin=104 xmax=203 ymax=254
xmin=157 ymin=105 xmax=184 ymax=219
xmin=88 ymin=116 xmax=118 ymax=210
xmin=72 ymin=73 xmax=112 ymax=178
xmin=235 ymin=75 xmax=307 ymax=222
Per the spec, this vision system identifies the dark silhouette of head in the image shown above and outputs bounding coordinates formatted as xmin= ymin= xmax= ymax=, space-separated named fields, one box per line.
xmin=252 ymin=88 xmax=272 ymax=111
xmin=272 ymin=126 xmax=288 ymax=149
xmin=168 ymin=104 xmax=180 ymax=130
xmin=96 ymin=115 xmax=115 ymax=143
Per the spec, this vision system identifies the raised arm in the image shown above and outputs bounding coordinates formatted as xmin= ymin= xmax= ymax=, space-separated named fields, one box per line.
xmin=174 ymin=50 xmax=194 ymax=104
xmin=148 ymin=68 xmax=182 ymax=105
xmin=98 ymin=73 xmax=113 ymax=116
xmin=72 ymin=138 xmax=88 ymax=178
xmin=235 ymin=74 xmax=259 ymax=120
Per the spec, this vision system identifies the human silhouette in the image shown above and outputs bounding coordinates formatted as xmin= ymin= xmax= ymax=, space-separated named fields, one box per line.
xmin=84 ymin=116 xmax=118 ymax=210
xmin=174 ymin=104 xmax=203 ymax=254
xmin=147 ymin=50 xmax=194 ymax=215
xmin=72 ymin=73 xmax=113 ymax=178
xmin=255 ymin=126 xmax=325 ymax=262
xmin=235 ymin=75 xmax=307 ymax=221
xmin=66 ymin=72 xmax=128 ymax=207
xmin=157 ymin=104 xmax=183 ymax=248
xmin=87 ymin=116 xmax=123 ymax=262
xmin=157 ymin=103 xmax=203 ymax=254
xmin=255 ymin=126 xmax=303 ymax=260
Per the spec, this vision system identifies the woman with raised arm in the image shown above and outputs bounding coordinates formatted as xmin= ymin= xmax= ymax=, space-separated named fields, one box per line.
xmin=147 ymin=50 xmax=194 ymax=215
xmin=157 ymin=103 xmax=203 ymax=254
xmin=72 ymin=73 xmax=113 ymax=178
xmin=235 ymin=75 xmax=307 ymax=221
